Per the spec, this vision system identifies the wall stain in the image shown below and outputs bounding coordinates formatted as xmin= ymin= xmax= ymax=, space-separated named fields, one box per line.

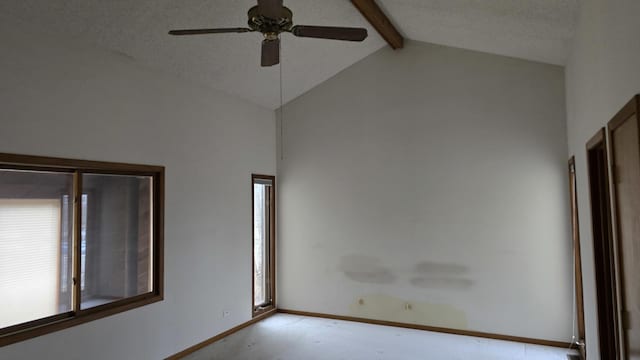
xmin=339 ymin=255 xmax=397 ymax=284
xmin=348 ymin=294 xmax=468 ymax=329
xmin=413 ymin=261 xmax=468 ymax=275
xmin=339 ymin=257 xmax=473 ymax=288
xmin=411 ymin=261 xmax=473 ymax=290
xmin=410 ymin=277 xmax=473 ymax=290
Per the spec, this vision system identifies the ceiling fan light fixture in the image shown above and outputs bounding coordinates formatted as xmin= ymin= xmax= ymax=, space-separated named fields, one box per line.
xmin=264 ymin=32 xmax=279 ymax=41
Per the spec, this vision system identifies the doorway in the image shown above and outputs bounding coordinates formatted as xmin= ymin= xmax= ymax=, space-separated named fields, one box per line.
xmin=586 ymin=128 xmax=619 ymax=360
xmin=608 ymin=95 xmax=640 ymax=359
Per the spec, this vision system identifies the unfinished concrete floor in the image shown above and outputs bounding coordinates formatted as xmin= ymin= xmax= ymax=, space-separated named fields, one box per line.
xmin=184 ymin=314 xmax=578 ymax=360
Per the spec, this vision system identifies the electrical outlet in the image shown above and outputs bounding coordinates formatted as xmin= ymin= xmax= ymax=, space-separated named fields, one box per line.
xmin=222 ymin=310 xmax=230 ymax=318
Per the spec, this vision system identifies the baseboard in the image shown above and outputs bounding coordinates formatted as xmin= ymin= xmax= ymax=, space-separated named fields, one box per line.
xmin=165 ymin=307 xmax=571 ymax=358
xmin=277 ymin=309 xmax=572 ymax=349
xmin=165 ymin=309 xmax=277 ymax=360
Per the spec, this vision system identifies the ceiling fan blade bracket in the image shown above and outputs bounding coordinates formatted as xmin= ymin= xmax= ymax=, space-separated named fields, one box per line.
xmin=248 ymin=5 xmax=293 ymax=33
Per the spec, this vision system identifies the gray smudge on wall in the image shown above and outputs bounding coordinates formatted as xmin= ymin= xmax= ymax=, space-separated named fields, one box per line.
xmin=410 ymin=277 xmax=473 ymax=290
xmin=411 ymin=261 xmax=473 ymax=290
xmin=339 ymin=257 xmax=473 ymax=288
xmin=413 ymin=261 xmax=468 ymax=275
xmin=339 ymin=255 xmax=397 ymax=284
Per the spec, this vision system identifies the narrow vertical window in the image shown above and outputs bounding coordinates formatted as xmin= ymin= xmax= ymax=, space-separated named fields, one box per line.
xmin=568 ymin=157 xmax=586 ymax=357
xmin=252 ymin=174 xmax=275 ymax=316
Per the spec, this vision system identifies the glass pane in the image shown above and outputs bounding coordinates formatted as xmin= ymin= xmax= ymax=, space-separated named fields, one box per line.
xmin=80 ymin=194 xmax=88 ymax=291
xmin=80 ymin=174 xmax=153 ymax=310
xmin=253 ymin=182 xmax=270 ymax=307
xmin=0 ymin=169 xmax=73 ymax=329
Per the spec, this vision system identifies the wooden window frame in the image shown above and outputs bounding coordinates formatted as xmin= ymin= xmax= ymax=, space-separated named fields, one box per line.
xmin=251 ymin=174 xmax=276 ymax=317
xmin=0 ymin=153 xmax=164 ymax=347
xmin=568 ymin=156 xmax=586 ymax=358
xmin=586 ymin=130 xmax=620 ymax=360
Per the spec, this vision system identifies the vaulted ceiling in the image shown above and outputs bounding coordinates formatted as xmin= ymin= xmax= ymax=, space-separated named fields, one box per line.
xmin=0 ymin=0 xmax=578 ymax=109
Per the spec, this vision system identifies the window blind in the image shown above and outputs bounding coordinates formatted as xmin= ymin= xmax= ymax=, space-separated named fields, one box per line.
xmin=0 ymin=199 xmax=61 ymax=329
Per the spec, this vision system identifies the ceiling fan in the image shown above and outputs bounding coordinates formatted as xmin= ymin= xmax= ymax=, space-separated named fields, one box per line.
xmin=169 ymin=0 xmax=369 ymax=67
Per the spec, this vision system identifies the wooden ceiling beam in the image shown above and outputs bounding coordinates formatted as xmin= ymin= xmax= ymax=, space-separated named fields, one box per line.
xmin=351 ymin=0 xmax=404 ymax=49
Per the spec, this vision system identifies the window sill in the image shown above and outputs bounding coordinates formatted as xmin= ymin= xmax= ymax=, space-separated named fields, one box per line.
xmin=0 ymin=293 xmax=163 ymax=347
xmin=252 ymin=304 xmax=275 ymax=318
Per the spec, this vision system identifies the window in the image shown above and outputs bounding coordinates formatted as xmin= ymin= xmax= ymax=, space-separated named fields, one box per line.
xmin=568 ymin=157 xmax=585 ymax=357
xmin=252 ymin=174 xmax=275 ymax=316
xmin=0 ymin=153 xmax=164 ymax=347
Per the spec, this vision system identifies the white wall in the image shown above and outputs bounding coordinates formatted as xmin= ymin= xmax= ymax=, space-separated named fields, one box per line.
xmin=0 ymin=27 xmax=276 ymax=359
xmin=277 ymin=40 xmax=572 ymax=342
xmin=565 ymin=0 xmax=640 ymax=358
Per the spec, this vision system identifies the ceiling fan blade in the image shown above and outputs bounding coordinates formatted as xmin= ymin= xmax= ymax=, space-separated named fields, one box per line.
xmin=168 ymin=28 xmax=252 ymax=35
xmin=261 ymin=39 xmax=280 ymax=67
xmin=291 ymin=25 xmax=368 ymax=42
xmin=258 ymin=0 xmax=284 ymax=19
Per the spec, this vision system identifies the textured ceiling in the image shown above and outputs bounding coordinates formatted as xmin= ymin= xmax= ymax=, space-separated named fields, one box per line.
xmin=0 ymin=0 xmax=577 ymax=109
xmin=380 ymin=0 xmax=577 ymax=66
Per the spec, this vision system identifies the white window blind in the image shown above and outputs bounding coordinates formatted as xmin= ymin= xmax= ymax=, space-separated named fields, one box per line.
xmin=0 ymin=199 xmax=61 ymax=329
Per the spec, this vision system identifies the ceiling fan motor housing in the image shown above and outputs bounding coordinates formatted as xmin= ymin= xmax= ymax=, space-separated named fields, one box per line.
xmin=248 ymin=5 xmax=293 ymax=38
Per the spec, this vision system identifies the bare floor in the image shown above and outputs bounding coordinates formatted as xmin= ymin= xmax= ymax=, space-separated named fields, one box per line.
xmin=184 ymin=314 xmax=578 ymax=360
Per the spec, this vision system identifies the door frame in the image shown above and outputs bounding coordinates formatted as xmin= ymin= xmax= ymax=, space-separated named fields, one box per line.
xmin=607 ymin=94 xmax=640 ymax=358
xmin=586 ymin=128 xmax=620 ymax=360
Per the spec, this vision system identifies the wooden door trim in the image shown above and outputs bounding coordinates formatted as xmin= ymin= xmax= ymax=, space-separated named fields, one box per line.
xmin=607 ymin=94 xmax=640 ymax=359
xmin=586 ymin=128 xmax=620 ymax=359
xmin=587 ymin=129 xmax=605 ymax=150
xmin=608 ymin=95 xmax=640 ymax=131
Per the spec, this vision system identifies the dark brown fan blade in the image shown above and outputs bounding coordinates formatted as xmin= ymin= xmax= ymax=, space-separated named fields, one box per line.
xmin=258 ymin=0 xmax=284 ymax=19
xmin=168 ymin=28 xmax=252 ymax=35
xmin=261 ymin=39 xmax=280 ymax=67
xmin=291 ymin=25 xmax=368 ymax=42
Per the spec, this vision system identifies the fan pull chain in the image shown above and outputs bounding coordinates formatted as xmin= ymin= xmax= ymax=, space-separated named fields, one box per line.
xmin=279 ymin=37 xmax=284 ymax=161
